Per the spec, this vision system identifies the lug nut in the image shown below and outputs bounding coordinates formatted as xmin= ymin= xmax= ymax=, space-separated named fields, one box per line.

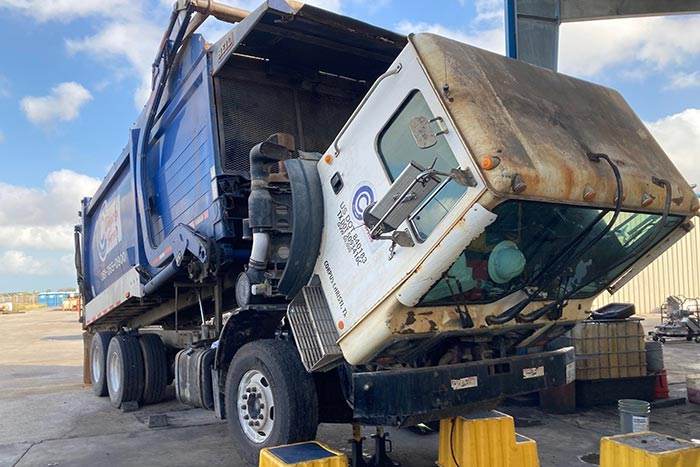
xmin=257 ymin=393 xmax=263 ymax=399
xmin=244 ymin=415 xmax=249 ymax=420
xmin=259 ymin=404 xmax=264 ymax=409
xmin=246 ymin=388 xmax=252 ymax=393
xmin=254 ymin=421 xmax=260 ymax=427
xmin=242 ymin=394 xmax=248 ymax=400
xmin=241 ymin=405 xmax=246 ymax=410
xmin=251 ymin=387 xmax=257 ymax=393
xmin=259 ymin=414 xmax=264 ymax=420
xmin=249 ymin=421 xmax=255 ymax=427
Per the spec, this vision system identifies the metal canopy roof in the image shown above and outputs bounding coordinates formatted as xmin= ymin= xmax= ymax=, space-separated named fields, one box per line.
xmin=211 ymin=0 xmax=406 ymax=82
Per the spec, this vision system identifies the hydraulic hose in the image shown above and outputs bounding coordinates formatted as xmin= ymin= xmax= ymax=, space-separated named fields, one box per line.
xmin=486 ymin=152 xmax=623 ymax=326
xmin=517 ymin=152 xmax=624 ymax=323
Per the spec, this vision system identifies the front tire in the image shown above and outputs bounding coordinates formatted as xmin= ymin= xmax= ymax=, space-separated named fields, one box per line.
xmin=224 ymin=339 xmax=319 ymax=466
xmin=106 ymin=334 xmax=145 ymax=408
xmin=90 ymin=331 xmax=115 ymax=397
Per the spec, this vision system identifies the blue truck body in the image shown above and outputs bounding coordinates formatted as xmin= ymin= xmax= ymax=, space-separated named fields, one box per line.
xmin=76 ymin=1 xmax=405 ymax=327
xmin=79 ymin=36 xmax=225 ymax=320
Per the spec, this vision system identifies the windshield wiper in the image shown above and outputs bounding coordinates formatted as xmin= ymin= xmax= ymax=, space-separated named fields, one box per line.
xmin=550 ymin=175 xmax=674 ymax=306
xmin=517 ymin=153 xmax=624 ymax=323
xmin=443 ymin=270 xmax=475 ymax=329
xmin=486 ymin=153 xmax=623 ymax=325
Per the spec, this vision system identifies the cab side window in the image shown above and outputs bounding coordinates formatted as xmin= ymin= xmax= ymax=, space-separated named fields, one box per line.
xmin=377 ymin=90 xmax=459 ymax=180
xmin=377 ymin=90 xmax=467 ymax=240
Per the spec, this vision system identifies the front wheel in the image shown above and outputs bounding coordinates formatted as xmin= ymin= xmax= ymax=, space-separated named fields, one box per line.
xmin=224 ymin=339 xmax=319 ymax=466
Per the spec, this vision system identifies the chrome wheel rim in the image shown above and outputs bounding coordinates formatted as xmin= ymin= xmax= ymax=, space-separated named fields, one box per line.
xmin=108 ymin=350 xmax=122 ymax=394
xmin=91 ymin=345 xmax=102 ymax=383
xmin=237 ymin=370 xmax=275 ymax=443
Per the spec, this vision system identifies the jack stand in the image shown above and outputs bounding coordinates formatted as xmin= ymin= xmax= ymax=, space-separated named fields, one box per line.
xmin=349 ymin=423 xmax=369 ymax=467
xmin=370 ymin=427 xmax=400 ymax=467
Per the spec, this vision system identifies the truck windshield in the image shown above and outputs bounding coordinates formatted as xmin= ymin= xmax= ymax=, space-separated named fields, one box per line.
xmin=419 ymin=201 xmax=682 ymax=305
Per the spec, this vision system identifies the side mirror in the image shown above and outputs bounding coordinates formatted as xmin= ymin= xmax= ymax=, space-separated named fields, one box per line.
xmin=363 ymin=160 xmax=477 ymax=238
xmin=363 ymin=162 xmax=442 ymax=236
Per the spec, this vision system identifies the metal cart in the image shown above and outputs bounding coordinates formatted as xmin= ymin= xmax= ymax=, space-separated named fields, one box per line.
xmin=649 ymin=296 xmax=700 ymax=343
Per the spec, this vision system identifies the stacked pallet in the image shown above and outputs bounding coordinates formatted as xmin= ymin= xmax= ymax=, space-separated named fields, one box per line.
xmin=572 ymin=320 xmax=647 ymax=380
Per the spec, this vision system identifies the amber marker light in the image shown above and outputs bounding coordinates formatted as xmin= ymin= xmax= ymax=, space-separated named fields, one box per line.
xmin=323 ymin=154 xmax=333 ymax=164
xmin=480 ymin=155 xmax=500 ymax=170
xmin=641 ymin=193 xmax=655 ymax=207
xmin=582 ymin=186 xmax=596 ymax=202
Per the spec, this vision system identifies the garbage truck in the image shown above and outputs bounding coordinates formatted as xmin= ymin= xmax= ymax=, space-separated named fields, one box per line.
xmin=75 ymin=0 xmax=698 ymax=463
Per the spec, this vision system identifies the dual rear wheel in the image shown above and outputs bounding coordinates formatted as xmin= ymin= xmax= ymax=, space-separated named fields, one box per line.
xmin=92 ymin=333 xmax=319 ymax=466
xmin=90 ymin=332 xmax=168 ymax=408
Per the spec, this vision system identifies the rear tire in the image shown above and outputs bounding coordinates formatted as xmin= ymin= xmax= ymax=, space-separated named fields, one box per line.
xmin=139 ymin=334 xmax=168 ymax=405
xmin=225 ymin=339 xmax=319 ymax=466
xmin=106 ymin=334 xmax=145 ymax=408
xmin=90 ymin=331 xmax=115 ymax=397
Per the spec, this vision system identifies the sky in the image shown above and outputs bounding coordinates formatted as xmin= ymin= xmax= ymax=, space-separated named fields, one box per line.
xmin=0 ymin=0 xmax=698 ymax=292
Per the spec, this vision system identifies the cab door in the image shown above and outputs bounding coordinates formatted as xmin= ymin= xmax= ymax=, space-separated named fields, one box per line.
xmin=314 ymin=43 xmax=487 ymax=334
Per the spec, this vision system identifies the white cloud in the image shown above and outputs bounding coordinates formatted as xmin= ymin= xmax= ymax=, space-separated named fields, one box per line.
xmin=20 ymin=82 xmax=92 ymax=126
xmin=396 ymin=20 xmax=504 ymax=54
xmin=560 ymin=16 xmax=700 ymax=78
xmin=306 ymin=0 xmax=342 ymax=11
xmin=646 ymin=108 xmax=700 ymax=189
xmin=0 ymin=225 xmax=74 ymax=250
xmin=66 ymin=19 xmax=161 ymax=108
xmin=396 ymin=0 xmax=505 ymax=55
xmin=65 ymin=0 xmax=350 ymax=108
xmin=474 ymin=0 xmax=503 ymax=23
xmin=0 ymin=169 xmax=101 ymax=250
xmin=0 ymin=0 xmax=132 ymax=22
xmin=1 ymin=0 xmax=159 ymax=108
xmin=0 ymin=251 xmax=49 ymax=276
xmin=667 ymin=71 xmax=700 ymax=90
xmin=9 ymin=0 xmax=349 ymax=109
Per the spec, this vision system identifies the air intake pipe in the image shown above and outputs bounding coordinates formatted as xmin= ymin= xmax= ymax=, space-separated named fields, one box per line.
xmin=245 ymin=134 xmax=296 ymax=285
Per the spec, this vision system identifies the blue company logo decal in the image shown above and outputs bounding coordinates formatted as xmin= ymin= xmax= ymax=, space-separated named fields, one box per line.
xmin=96 ymin=197 xmax=122 ymax=262
xmin=351 ymin=184 xmax=375 ymax=221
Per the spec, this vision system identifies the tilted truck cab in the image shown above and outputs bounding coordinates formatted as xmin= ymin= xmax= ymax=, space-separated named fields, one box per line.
xmin=75 ymin=1 xmax=698 ymax=464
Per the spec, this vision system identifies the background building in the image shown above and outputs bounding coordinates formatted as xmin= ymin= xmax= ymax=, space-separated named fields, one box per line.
xmin=594 ymin=220 xmax=700 ymax=314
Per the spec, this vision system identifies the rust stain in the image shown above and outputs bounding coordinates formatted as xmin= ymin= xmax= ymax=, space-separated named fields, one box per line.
xmin=405 ymin=311 xmax=416 ymax=326
xmin=412 ymin=33 xmax=697 ymax=217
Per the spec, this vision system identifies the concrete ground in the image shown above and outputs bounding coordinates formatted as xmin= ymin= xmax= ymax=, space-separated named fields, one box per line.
xmin=0 ymin=309 xmax=698 ymax=467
